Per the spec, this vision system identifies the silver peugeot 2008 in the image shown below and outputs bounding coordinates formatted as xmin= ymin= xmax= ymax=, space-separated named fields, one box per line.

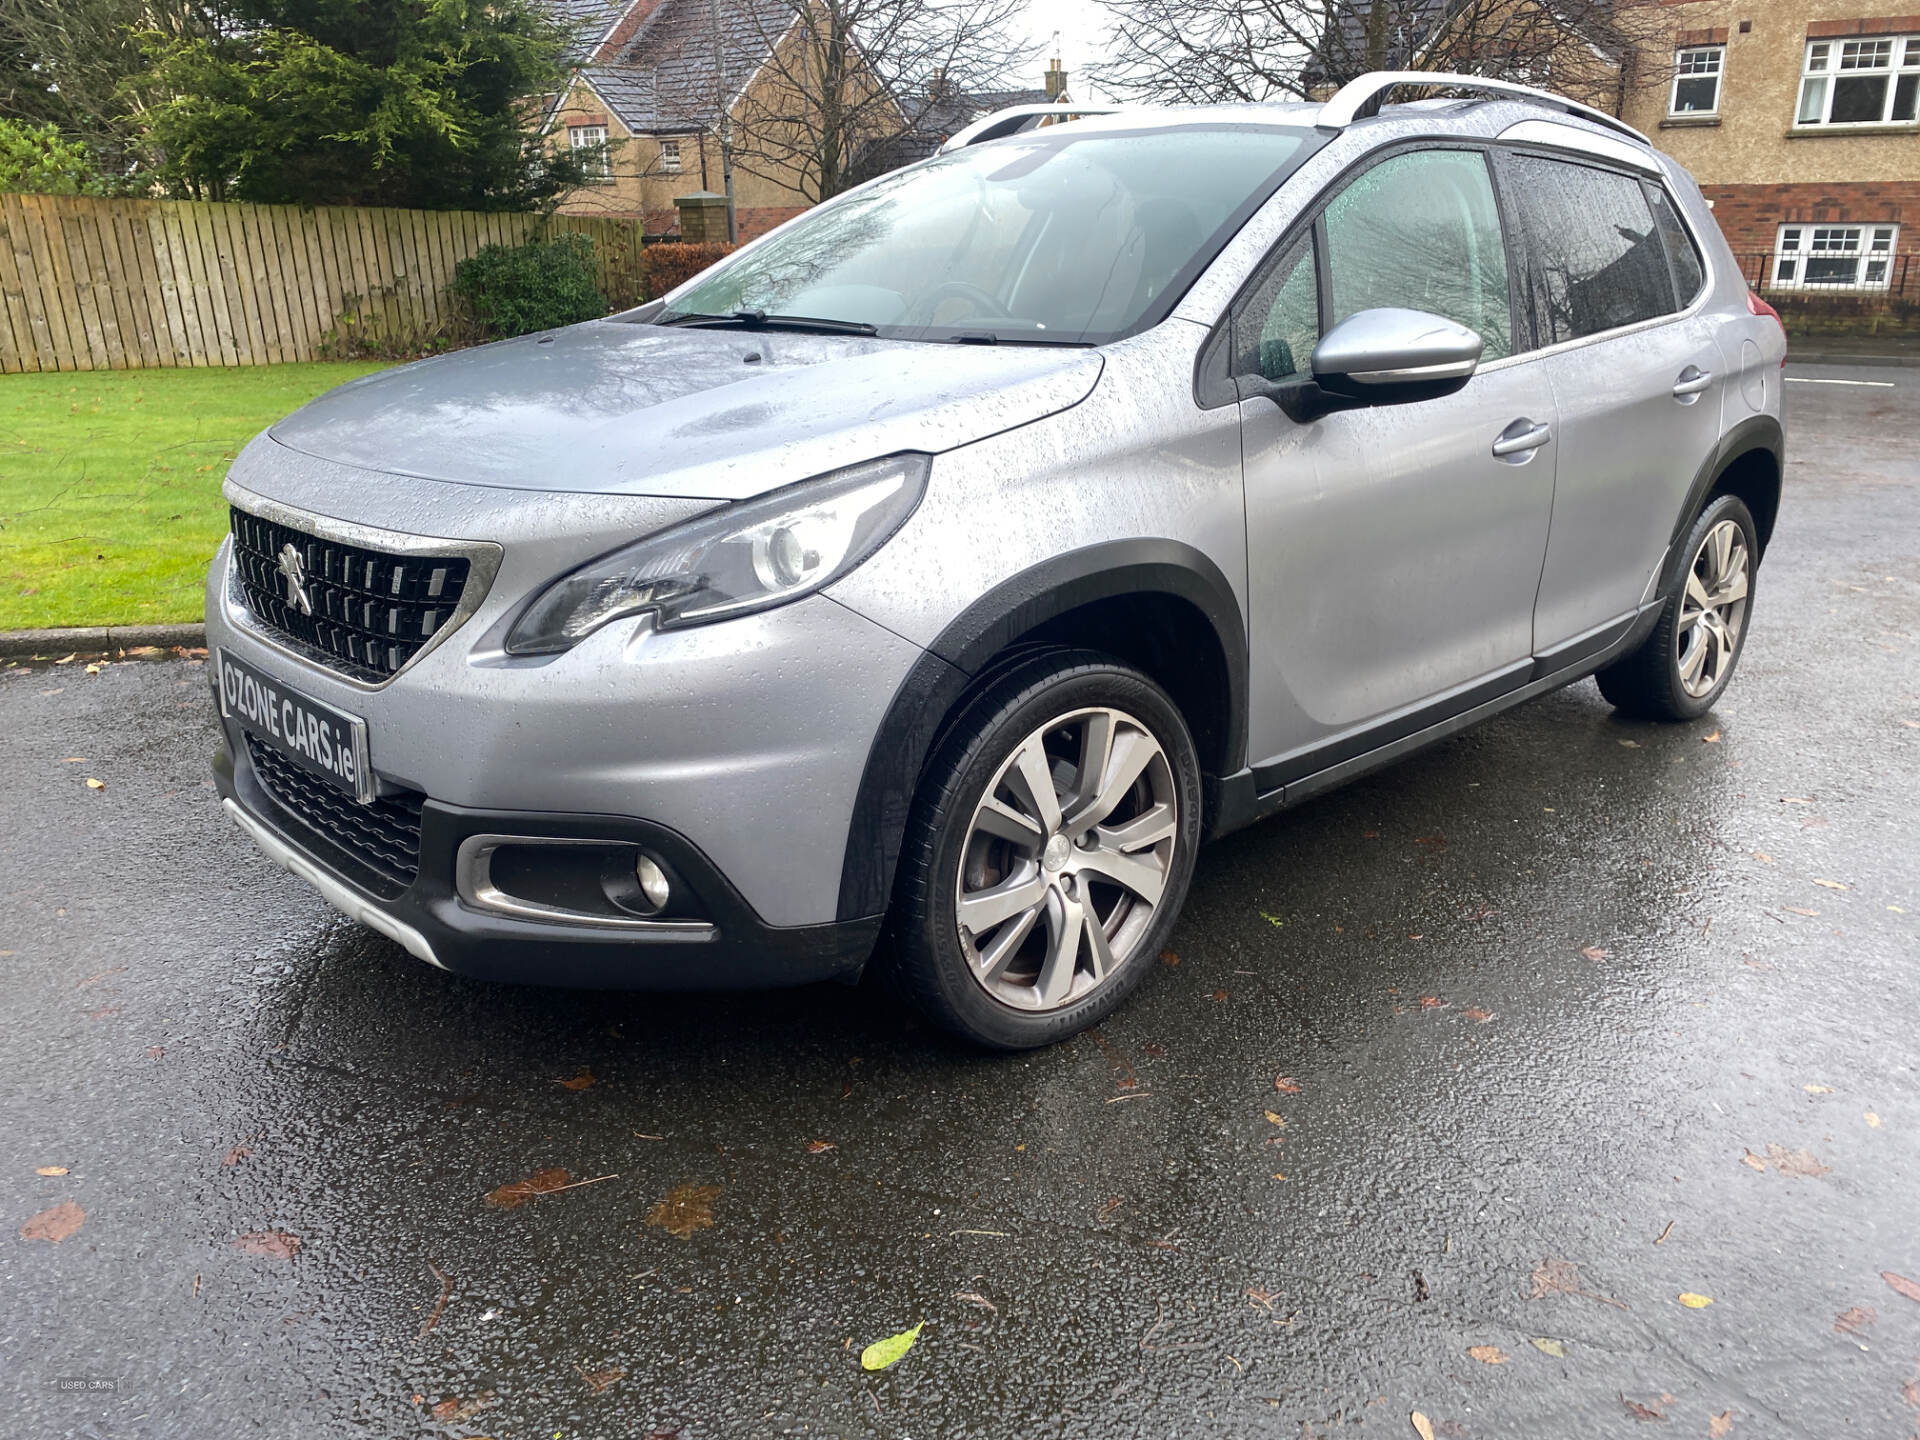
xmin=208 ymin=73 xmax=1786 ymax=1049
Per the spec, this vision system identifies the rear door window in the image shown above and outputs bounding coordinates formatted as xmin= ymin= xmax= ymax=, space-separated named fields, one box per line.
xmin=1503 ymin=153 xmax=1678 ymax=345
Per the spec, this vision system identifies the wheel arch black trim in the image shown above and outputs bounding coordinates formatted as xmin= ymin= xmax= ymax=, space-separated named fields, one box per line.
xmin=1669 ymin=413 xmax=1784 ymax=568
xmin=835 ymin=540 xmax=1248 ymax=920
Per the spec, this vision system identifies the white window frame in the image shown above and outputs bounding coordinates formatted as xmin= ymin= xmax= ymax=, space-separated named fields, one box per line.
xmin=1670 ymin=45 xmax=1725 ymax=116
xmin=659 ymin=137 xmax=682 ymax=174
xmin=568 ymin=123 xmax=611 ymax=181
xmin=1795 ymin=35 xmax=1920 ymax=127
xmin=1772 ymin=223 xmax=1899 ymax=290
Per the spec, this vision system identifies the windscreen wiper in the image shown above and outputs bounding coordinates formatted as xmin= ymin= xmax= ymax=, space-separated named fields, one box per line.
xmin=658 ymin=308 xmax=879 ymax=337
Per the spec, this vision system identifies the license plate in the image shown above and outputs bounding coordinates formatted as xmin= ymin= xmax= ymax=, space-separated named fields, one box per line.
xmin=216 ymin=649 xmax=373 ymax=803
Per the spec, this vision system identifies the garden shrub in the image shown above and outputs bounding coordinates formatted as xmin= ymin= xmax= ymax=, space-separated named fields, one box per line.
xmin=640 ymin=242 xmax=734 ymax=301
xmin=450 ymin=232 xmax=607 ymax=339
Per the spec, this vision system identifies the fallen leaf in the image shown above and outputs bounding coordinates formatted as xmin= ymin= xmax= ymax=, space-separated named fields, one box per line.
xmin=1740 ymin=1143 xmax=1830 ymax=1178
xmin=1701 ymin=730 xmax=1721 ymax=743
xmin=558 ymin=1068 xmax=597 ymax=1091
xmin=484 ymin=1167 xmax=572 ymax=1209
xmin=1245 ymin=1287 xmax=1277 ymax=1309
xmin=1883 ymin=1271 xmax=1920 ymax=1304
xmin=644 ymin=1183 xmax=721 ymax=1239
xmin=1462 ymin=1007 xmax=1494 ymax=1023
xmin=1782 ymin=907 xmax=1819 ymax=918
xmin=1529 ymin=1257 xmax=1623 ymax=1308
xmin=233 ymin=1229 xmax=300 ymax=1259
xmin=1530 ymin=1337 xmax=1566 ymax=1357
xmin=1780 ymin=796 xmax=1814 ymax=805
xmin=1411 ymin=1411 xmax=1436 ymax=1440
xmin=1752 ymin=851 xmax=1772 ymax=863
xmin=84 ymin=663 xmax=101 ymax=676
xmin=1413 ymin=834 xmax=1446 ymax=849
xmin=1622 ymin=1395 xmax=1665 ymax=1421
xmin=1210 ymin=988 xmax=1229 ymax=1001
xmin=860 ymin=1321 xmax=924 ymax=1371
xmin=1677 ymin=1292 xmax=1713 ymax=1308
xmin=806 ymin=1139 xmax=837 ymax=1154
xmin=1618 ymin=738 xmax=1641 ymax=748
xmin=1832 ymin=1305 xmax=1875 ymax=1335
xmin=53 ymin=652 xmax=77 ymax=665
xmin=34 ymin=1166 xmax=68 ymax=1177
xmin=1812 ymin=879 xmax=1850 ymax=890
xmin=1159 ymin=949 xmax=1179 ymax=965
xmin=1142 ymin=1042 xmax=1168 ymax=1059
xmin=1804 ymin=1084 xmax=1834 ymax=1094
xmin=1709 ymin=1412 xmax=1734 ymax=1438
xmin=20 ymin=1200 xmax=85 ymax=1243
xmin=577 ymin=1366 xmax=625 ymax=1394
xmin=1865 ymin=1111 xmax=1881 ymax=1127
xmin=1259 ymin=911 xmax=1285 ymax=927
xmin=1418 ymin=995 xmax=1445 ymax=1008
xmin=1581 ymin=945 xmax=1612 ymax=960
xmin=1466 ymin=1344 xmax=1508 ymax=1364
xmin=1273 ymin=1076 xmax=1302 ymax=1093
xmin=85 ymin=777 xmax=105 ymax=791
xmin=954 ymin=1291 xmax=998 ymax=1311
xmin=221 ymin=1144 xmax=252 ymax=1166
xmin=1263 ymin=1111 xmax=1287 ymax=1127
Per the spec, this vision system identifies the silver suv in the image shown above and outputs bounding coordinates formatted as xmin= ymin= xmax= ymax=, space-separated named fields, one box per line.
xmin=207 ymin=73 xmax=1786 ymax=1049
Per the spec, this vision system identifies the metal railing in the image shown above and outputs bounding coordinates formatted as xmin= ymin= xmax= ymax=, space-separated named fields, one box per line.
xmin=1731 ymin=250 xmax=1915 ymax=300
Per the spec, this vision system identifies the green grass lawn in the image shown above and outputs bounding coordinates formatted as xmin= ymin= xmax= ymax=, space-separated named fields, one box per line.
xmin=0 ymin=362 xmax=389 ymax=630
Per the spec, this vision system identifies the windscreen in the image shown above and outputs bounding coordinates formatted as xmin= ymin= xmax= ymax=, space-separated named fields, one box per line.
xmin=663 ymin=125 xmax=1311 ymax=344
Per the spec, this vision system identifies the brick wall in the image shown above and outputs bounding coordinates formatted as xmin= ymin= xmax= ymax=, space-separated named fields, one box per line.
xmin=1700 ymin=180 xmax=1920 ymax=250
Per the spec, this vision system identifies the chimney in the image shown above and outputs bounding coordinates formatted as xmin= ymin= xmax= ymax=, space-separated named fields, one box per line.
xmin=1044 ymin=56 xmax=1067 ymax=101
xmin=929 ymin=66 xmax=950 ymax=101
xmin=591 ymin=0 xmax=668 ymax=64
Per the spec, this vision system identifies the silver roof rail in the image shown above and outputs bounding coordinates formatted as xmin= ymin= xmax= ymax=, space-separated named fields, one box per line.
xmin=1316 ymin=71 xmax=1651 ymax=146
xmin=938 ymin=104 xmax=1127 ymax=154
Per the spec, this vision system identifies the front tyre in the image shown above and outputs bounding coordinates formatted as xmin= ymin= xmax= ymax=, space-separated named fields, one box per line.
xmin=885 ymin=649 xmax=1203 ymax=1050
xmin=1597 ymin=493 xmax=1758 ymax=722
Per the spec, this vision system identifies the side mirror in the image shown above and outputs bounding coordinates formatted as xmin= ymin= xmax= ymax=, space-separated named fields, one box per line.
xmin=1311 ymin=308 xmax=1483 ymax=404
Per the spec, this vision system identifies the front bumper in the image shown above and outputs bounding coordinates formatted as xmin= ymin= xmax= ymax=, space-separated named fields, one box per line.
xmin=213 ymin=729 xmax=882 ymax=990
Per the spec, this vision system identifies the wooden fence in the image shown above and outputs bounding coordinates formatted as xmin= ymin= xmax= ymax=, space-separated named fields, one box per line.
xmin=0 ymin=193 xmax=647 ymax=372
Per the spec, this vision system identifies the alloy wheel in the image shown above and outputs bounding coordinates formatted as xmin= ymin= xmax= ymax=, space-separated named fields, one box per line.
xmin=954 ymin=707 xmax=1178 ymax=1012
xmin=1676 ymin=518 xmax=1750 ymax=698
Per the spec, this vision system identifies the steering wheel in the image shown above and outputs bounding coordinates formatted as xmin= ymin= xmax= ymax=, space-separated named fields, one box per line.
xmin=903 ymin=280 xmax=1015 ymax=327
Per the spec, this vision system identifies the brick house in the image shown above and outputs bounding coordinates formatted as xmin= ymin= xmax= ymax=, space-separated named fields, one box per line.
xmin=1617 ymin=2 xmax=1919 ymax=294
xmin=534 ymin=0 xmax=825 ymax=240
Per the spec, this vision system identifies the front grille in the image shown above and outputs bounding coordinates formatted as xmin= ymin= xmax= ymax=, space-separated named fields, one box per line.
xmin=230 ymin=507 xmax=472 ymax=682
xmin=245 ymin=734 xmax=425 ymax=897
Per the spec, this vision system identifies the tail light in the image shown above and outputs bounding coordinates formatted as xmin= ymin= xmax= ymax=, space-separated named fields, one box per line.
xmin=1747 ymin=290 xmax=1789 ymax=366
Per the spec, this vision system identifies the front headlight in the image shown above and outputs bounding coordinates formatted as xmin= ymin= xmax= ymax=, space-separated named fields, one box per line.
xmin=506 ymin=453 xmax=928 ymax=655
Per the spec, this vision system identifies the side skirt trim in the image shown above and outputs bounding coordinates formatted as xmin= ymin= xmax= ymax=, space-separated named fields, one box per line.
xmin=1214 ymin=598 xmax=1663 ymax=837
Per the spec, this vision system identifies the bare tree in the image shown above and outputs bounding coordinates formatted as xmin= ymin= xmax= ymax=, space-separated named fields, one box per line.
xmin=0 ymin=0 xmax=216 ymax=168
xmin=1095 ymin=0 xmax=1662 ymax=113
xmin=727 ymin=0 xmax=1029 ymax=206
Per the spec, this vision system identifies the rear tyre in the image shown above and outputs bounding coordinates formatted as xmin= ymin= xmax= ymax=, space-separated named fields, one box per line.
xmin=884 ymin=648 xmax=1203 ymax=1050
xmin=1596 ymin=493 xmax=1758 ymax=722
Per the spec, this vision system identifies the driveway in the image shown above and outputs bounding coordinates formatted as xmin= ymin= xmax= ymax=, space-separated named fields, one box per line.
xmin=4 ymin=363 xmax=1917 ymax=1439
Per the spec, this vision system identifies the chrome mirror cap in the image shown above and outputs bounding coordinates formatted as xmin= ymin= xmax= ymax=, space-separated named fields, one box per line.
xmin=1312 ymin=308 xmax=1484 ymax=389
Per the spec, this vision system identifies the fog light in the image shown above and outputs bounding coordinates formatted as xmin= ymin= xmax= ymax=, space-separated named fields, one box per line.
xmin=633 ymin=854 xmax=671 ymax=915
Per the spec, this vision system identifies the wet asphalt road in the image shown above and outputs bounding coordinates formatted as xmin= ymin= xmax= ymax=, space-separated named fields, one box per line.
xmin=4 ymin=363 xmax=1918 ymax=1440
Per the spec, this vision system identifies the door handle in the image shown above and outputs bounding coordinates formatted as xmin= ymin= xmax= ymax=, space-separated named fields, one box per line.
xmin=1491 ymin=420 xmax=1553 ymax=458
xmin=1672 ymin=366 xmax=1714 ymax=398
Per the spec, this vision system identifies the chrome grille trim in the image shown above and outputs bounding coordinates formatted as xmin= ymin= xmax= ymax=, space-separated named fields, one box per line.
xmin=222 ymin=479 xmax=502 ymax=691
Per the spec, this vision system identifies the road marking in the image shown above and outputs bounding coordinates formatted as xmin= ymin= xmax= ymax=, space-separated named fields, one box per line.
xmin=1785 ymin=377 xmax=1896 ymax=387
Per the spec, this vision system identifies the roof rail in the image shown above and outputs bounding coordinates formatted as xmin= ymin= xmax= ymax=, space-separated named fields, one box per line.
xmin=938 ymin=104 xmax=1126 ymax=154
xmin=1316 ymin=71 xmax=1650 ymax=146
